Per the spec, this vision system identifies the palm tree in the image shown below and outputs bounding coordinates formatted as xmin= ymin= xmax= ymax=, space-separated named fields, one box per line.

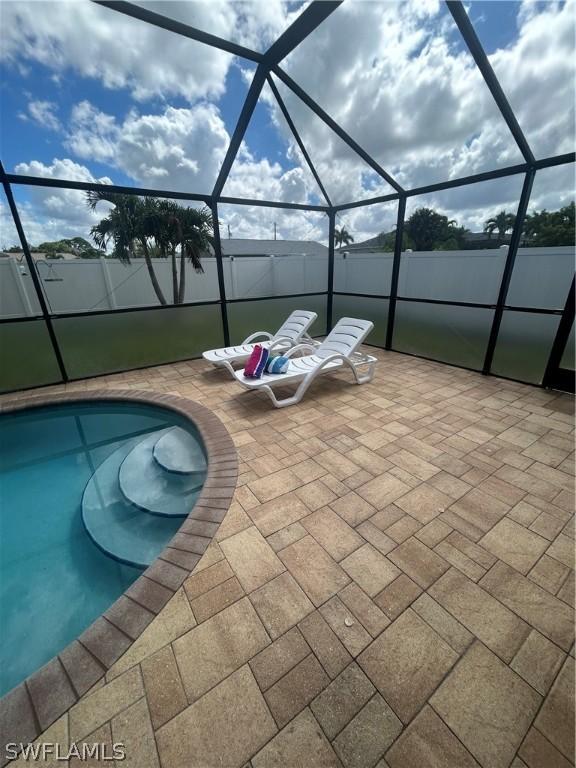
xmin=335 ymin=226 xmax=354 ymax=248
xmin=484 ymin=211 xmax=516 ymax=245
xmin=174 ymin=206 xmax=213 ymax=304
xmin=87 ymin=193 xmax=214 ymax=305
xmin=152 ymin=201 xmax=212 ymax=304
xmin=87 ymin=191 xmax=168 ymax=305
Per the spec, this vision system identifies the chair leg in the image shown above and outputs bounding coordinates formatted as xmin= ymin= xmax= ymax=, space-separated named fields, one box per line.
xmin=342 ymin=357 xmax=376 ymax=386
xmin=249 ymin=358 xmax=377 ymax=408
xmin=354 ymin=360 xmax=376 ymax=384
xmin=217 ymin=360 xmax=237 ymax=378
xmin=260 ymin=382 xmax=306 ymax=408
xmin=260 ymin=372 xmax=317 ymax=408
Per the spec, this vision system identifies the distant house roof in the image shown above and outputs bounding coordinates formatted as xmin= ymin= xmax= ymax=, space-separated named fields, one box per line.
xmin=338 ymin=231 xmax=514 ymax=253
xmin=220 ymin=238 xmax=328 ymax=256
xmin=337 ymin=233 xmax=392 ymax=252
xmin=463 ymin=232 xmax=512 ymax=244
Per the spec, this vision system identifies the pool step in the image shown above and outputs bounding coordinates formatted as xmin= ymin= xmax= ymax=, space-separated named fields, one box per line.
xmin=81 ymin=438 xmax=183 ymax=569
xmin=119 ymin=430 xmax=205 ymax=517
xmin=82 ymin=426 xmax=206 ymax=567
xmin=153 ymin=426 xmax=207 ymax=474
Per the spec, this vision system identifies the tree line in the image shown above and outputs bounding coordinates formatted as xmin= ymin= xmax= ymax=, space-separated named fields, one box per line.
xmin=4 ymin=237 xmax=104 ymax=259
xmin=335 ymin=202 xmax=575 ymax=251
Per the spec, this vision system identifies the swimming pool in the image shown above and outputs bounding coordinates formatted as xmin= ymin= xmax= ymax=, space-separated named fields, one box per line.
xmin=0 ymin=400 xmax=208 ymax=697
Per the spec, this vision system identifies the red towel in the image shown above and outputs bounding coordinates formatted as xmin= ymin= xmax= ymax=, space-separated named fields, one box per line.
xmin=244 ymin=344 xmax=269 ymax=378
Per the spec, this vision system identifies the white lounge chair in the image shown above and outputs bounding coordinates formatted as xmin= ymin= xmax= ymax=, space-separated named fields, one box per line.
xmin=203 ymin=310 xmax=318 ymax=377
xmin=232 ymin=317 xmax=377 ymax=408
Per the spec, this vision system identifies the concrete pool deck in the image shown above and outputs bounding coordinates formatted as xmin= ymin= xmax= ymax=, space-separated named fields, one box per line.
xmin=1 ymin=347 xmax=574 ymax=768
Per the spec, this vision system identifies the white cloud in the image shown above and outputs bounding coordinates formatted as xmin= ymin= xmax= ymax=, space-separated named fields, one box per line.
xmin=0 ymin=199 xmax=20 ymax=249
xmin=275 ymin=0 xmax=574 ymax=209
xmin=231 ymin=0 xmax=307 ymax=50
xmin=10 ymin=159 xmax=112 ymax=245
xmin=138 ymin=0 xmax=304 ymax=51
xmin=404 ymin=174 xmax=527 ymax=232
xmin=490 ymin=0 xmax=576 ymax=158
xmin=117 ymin=104 xmax=229 ymax=192
xmin=268 ymin=76 xmax=395 ymax=207
xmin=0 ymin=0 xmax=233 ymax=103
xmin=19 ymin=99 xmax=62 ymax=132
xmin=222 ymin=138 xmax=320 ymax=204
xmin=63 ymin=96 xmax=325 ymax=206
xmin=212 ymin=0 xmax=575 ymax=245
xmin=63 ymin=100 xmax=229 ymax=193
xmin=218 ymin=202 xmax=328 ymax=244
xmin=276 ymin=0 xmax=520 ymax=202
xmin=335 ymin=201 xmax=399 ymax=247
xmin=1 ymin=0 xmax=324 ymax=211
xmin=0 ymin=0 xmax=302 ymax=104
xmin=66 ymin=101 xmax=118 ymax=162
xmin=527 ymin=162 xmax=576 ymax=214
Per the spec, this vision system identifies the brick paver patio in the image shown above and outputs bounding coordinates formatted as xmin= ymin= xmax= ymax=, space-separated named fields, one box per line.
xmin=4 ymin=347 xmax=575 ymax=767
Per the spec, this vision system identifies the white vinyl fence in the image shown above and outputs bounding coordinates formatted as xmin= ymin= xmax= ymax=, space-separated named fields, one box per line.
xmin=0 ymin=246 xmax=573 ymax=318
xmin=335 ymin=246 xmax=574 ymax=307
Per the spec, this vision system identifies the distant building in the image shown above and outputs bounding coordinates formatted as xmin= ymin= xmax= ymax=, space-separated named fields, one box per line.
xmin=220 ymin=238 xmax=328 ymax=257
xmin=462 ymin=232 xmax=513 ymax=249
xmin=337 ymin=233 xmax=392 ymax=253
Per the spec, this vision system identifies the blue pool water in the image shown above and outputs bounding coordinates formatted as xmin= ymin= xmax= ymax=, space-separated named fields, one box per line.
xmin=0 ymin=401 xmax=206 ymax=697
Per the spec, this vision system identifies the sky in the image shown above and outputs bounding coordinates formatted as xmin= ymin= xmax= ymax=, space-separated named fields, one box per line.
xmin=0 ymin=0 xmax=574 ymax=249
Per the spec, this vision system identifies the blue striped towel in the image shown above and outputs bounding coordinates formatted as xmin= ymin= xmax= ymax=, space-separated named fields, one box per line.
xmin=265 ymin=355 xmax=289 ymax=374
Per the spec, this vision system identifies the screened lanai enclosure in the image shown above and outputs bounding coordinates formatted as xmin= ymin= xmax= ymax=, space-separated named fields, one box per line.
xmin=1 ymin=0 xmax=574 ymax=394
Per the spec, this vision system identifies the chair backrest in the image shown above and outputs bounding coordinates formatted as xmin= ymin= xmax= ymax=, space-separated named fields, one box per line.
xmin=273 ymin=310 xmax=318 ymax=342
xmin=316 ymin=318 xmax=374 ymax=359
